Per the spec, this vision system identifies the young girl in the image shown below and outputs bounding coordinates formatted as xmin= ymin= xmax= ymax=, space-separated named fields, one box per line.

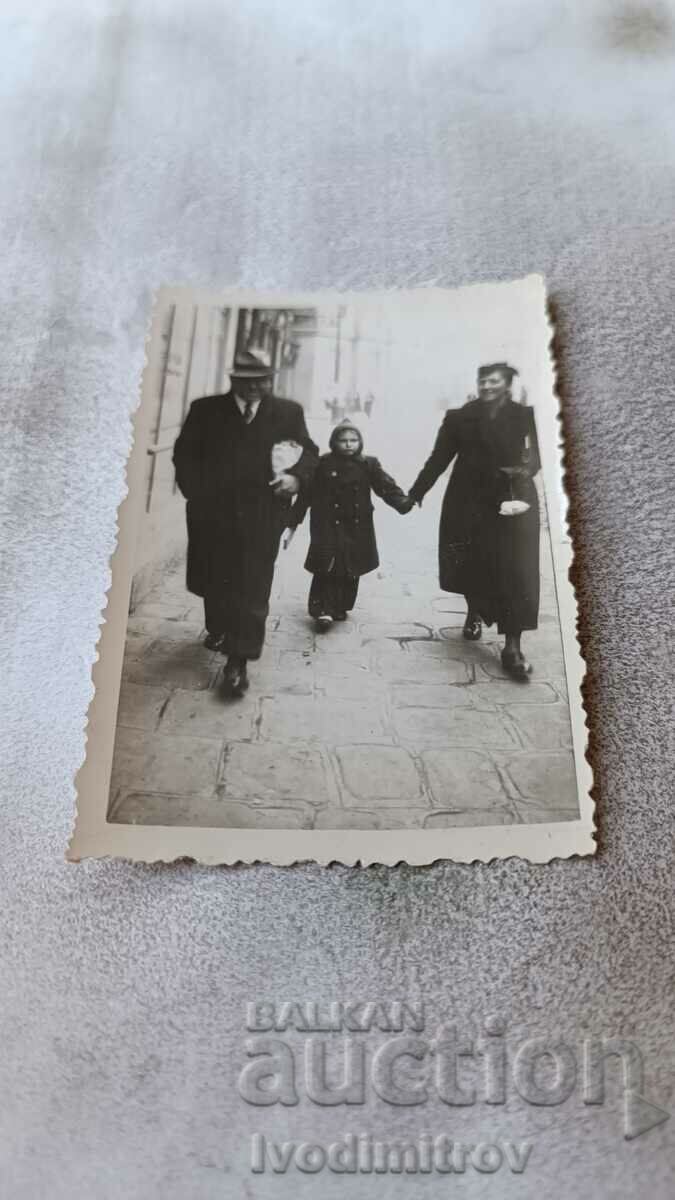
xmin=288 ymin=419 xmax=413 ymax=630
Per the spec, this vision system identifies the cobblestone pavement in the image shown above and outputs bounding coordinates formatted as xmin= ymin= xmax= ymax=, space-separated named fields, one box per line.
xmin=108 ymin=460 xmax=580 ymax=831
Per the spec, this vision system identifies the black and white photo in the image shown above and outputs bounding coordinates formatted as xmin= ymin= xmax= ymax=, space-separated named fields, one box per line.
xmin=71 ymin=279 xmax=594 ymax=863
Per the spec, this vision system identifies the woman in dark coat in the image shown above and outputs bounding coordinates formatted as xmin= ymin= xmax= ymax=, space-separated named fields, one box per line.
xmin=289 ymin=419 xmax=413 ymax=630
xmin=408 ymin=363 xmax=541 ymax=679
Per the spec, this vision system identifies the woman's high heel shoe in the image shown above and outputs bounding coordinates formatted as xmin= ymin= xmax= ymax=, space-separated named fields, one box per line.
xmin=462 ymin=615 xmax=482 ymax=641
xmin=501 ymin=648 xmax=532 ymax=680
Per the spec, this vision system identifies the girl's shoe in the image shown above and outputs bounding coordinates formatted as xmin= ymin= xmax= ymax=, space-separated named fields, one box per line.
xmin=462 ymin=615 xmax=482 ymax=641
xmin=222 ymin=656 xmax=249 ymax=697
xmin=315 ymin=614 xmax=333 ymax=632
xmin=501 ymin=648 xmax=532 ymax=680
xmin=204 ymin=631 xmax=225 ymax=651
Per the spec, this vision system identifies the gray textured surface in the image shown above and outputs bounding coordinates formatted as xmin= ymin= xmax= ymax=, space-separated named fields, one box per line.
xmin=2 ymin=1 xmax=675 ymax=1196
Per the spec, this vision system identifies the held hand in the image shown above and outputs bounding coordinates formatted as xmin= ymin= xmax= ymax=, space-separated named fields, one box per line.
xmin=270 ymin=472 xmax=300 ymax=497
xmin=399 ymin=495 xmax=415 ymax=514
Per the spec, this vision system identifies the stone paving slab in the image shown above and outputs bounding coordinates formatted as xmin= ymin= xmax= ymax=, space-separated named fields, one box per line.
xmin=421 ymin=748 xmax=510 ymax=810
xmin=313 ymin=672 xmax=388 ymax=700
xmin=424 ymin=809 xmax=518 ymax=828
xmin=376 ymin=648 xmax=471 ymax=684
xmin=133 ymin=599 xmax=194 ymax=621
xmin=252 ymin=665 xmax=315 ymax=696
xmin=466 ymin=680 xmax=560 ymax=708
xmin=265 ymin=627 xmax=315 ymax=652
xmin=359 ymin=621 xmax=435 ymax=641
xmin=499 ymin=752 xmax=578 ymax=806
xmin=260 ymin=694 xmax=391 ymax=745
xmin=127 ymin=619 xmax=201 ymax=645
xmin=160 ymin=687 xmax=256 ymax=741
xmin=110 ymin=792 xmax=315 ymax=828
xmin=116 ymin=682 xmax=170 ymax=731
xmin=392 ymin=683 xmax=477 ymax=710
xmin=280 ymin=650 xmax=372 ymax=681
xmin=124 ymin=641 xmax=219 ymax=691
xmin=511 ymin=799 xmax=580 ymax=824
xmin=432 ymin=598 xmax=469 ymax=615
xmin=310 ymin=629 xmax=370 ymax=655
xmin=110 ymin=791 xmax=212 ymax=825
xmin=393 ymin=707 xmax=518 ymax=750
xmin=109 ymin=727 xmax=222 ymax=815
xmin=334 ymin=745 xmax=427 ymax=807
xmin=506 ymin=702 xmax=574 ymax=750
xmin=218 ymin=741 xmax=333 ymax=807
xmin=551 ymin=676 xmax=570 ymax=701
xmin=404 ymin=638 xmax=472 ymax=659
xmin=206 ymin=800 xmax=316 ymax=829
xmin=314 ymin=809 xmax=381 ymax=830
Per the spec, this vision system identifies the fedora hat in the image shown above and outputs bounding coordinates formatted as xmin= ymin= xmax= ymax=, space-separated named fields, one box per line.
xmin=227 ymin=350 xmax=277 ymax=379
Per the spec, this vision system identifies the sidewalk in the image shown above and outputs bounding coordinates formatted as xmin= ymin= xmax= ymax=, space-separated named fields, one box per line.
xmin=109 ymin=472 xmax=579 ymax=831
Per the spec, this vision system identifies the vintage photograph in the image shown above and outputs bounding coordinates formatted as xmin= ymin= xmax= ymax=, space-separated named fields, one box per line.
xmin=71 ymin=279 xmax=594 ymax=863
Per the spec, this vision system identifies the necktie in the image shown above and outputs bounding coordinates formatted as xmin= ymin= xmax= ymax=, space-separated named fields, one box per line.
xmin=243 ymin=399 xmax=255 ymax=424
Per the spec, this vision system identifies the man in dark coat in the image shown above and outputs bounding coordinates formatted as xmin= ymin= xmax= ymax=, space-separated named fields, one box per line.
xmin=172 ymin=352 xmax=318 ymax=695
xmin=409 ymin=363 xmax=541 ymax=679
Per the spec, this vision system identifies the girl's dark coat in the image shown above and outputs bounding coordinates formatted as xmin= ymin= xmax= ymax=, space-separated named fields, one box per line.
xmin=409 ymin=398 xmax=541 ymax=632
xmin=291 ymin=452 xmax=410 ymax=578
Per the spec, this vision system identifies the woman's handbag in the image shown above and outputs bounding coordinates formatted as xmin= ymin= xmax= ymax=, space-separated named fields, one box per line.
xmin=498 ymin=434 xmax=532 ymax=516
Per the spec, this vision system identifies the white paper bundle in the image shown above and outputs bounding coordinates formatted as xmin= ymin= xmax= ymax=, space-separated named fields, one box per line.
xmin=271 ymin=439 xmax=303 ymax=480
xmin=499 ymin=499 xmax=530 ymax=516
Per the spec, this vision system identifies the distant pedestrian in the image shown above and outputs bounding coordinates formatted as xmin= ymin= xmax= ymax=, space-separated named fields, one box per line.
xmin=288 ymin=419 xmax=414 ymax=631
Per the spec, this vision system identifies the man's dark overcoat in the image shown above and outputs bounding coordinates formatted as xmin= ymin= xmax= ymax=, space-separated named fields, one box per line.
xmin=172 ymin=391 xmax=318 ymax=658
xmin=409 ymin=398 xmax=541 ymax=633
xmin=291 ymin=452 xmax=411 ymax=577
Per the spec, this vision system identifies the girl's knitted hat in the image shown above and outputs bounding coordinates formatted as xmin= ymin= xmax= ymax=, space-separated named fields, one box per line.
xmin=329 ymin=418 xmax=364 ymax=453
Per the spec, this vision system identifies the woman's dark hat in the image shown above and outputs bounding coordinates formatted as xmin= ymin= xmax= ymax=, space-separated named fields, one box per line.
xmin=477 ymin=362 xmax=519 ymax=382
xmin=329 ymin=418 xmax=364 ymax=452
xmin=228 ymin=351 xmax=277 ymax=379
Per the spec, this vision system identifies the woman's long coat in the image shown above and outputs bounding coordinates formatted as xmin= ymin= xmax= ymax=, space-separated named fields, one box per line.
xmin=172 ymin=392 xmax=318 ymax=601
xmin=409 ymin=398 xmax=541 ymax=632
xmin=291 ymin=452 xmax=411 ymax=578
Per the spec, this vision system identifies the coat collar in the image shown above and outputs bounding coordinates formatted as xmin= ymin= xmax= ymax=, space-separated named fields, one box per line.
xmin=221 ymin=390 xmax=276 ymax=418
xmin=462 ymin=397 xmax=519 ymax=421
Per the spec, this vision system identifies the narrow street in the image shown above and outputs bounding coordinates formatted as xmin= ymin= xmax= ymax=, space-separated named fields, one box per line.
xmin=109 ymin=426 xmax=578 ymax=831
